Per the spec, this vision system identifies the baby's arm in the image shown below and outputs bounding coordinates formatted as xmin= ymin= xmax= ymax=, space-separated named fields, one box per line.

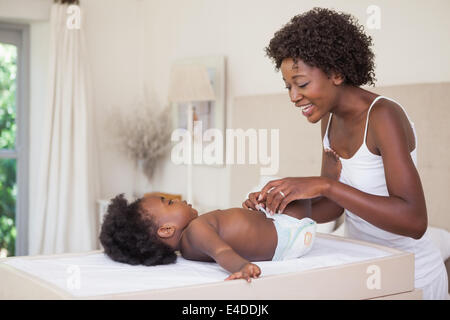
xmin=184 ymin=220 xmax=261 ymax=282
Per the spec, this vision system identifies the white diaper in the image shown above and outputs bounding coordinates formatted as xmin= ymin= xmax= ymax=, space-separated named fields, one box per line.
xmin=259 ymin=207 xmax=317 ymax=261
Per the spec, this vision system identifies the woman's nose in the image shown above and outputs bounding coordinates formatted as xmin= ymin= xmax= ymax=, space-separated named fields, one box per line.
xmin=289 ymin=88 xmax=303 ymax=103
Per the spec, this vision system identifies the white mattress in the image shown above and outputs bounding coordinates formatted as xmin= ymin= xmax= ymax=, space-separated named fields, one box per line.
xmin=3 ymin=236 xmax=392 ymax=298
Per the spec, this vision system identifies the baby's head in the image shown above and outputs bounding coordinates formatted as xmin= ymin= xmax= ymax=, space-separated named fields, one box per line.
xmin=99 ymin=193 xmax=198 ymax=266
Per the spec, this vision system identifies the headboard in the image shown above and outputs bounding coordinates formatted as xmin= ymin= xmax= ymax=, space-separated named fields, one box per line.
xmin=229 ymin=82 xmax=450 ymax=232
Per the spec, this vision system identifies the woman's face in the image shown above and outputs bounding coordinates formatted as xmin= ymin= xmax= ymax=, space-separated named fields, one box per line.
xmin=280 ymin=58 xmax=342 ymax=123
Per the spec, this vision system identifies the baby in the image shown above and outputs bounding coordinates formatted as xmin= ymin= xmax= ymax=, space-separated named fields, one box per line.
xmin=99 ymin=194 xmax=316 ymax=282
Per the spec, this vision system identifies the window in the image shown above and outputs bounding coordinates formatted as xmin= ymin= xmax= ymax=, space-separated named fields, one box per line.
xmin=0 ymin=23 xmax=29 ymax=257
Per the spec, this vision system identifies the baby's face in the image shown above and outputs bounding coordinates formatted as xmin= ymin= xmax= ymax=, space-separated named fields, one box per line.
xmin=140 ymin=195 xmax=198 ymax=229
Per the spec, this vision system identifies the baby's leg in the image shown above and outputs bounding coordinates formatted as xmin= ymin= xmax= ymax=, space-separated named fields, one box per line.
xmin=322 ymin=148 xmax=342 ymax=181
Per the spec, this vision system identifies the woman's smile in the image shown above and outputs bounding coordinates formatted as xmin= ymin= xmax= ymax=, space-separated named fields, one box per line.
xmin=297 ymin=103 xmax=315 ymax=117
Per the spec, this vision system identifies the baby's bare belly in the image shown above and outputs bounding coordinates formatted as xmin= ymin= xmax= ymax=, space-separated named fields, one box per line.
xmin=216 ymin=208 xmax=278 ymax=261
xmin=180 ymin=208 xmax=278 ymax=262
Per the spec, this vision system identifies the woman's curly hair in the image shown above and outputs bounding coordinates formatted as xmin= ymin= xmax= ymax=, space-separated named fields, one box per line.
xmin=99 ymin=194 xmax=177 ymax=266
xmin=265 ymin=7 xmax=376 ymax=86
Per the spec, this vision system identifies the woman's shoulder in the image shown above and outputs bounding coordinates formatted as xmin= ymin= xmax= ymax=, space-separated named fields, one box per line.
xmin=368 ymin=96 xmax=416 ymax=151
xmin=369 ymin=97 xmax=412 ymax=130
xmin=371 ymin=96 xmax=405 ymax=114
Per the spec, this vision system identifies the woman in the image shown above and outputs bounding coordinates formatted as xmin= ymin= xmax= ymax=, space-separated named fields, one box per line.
xmin=243 ymin=7 xmax=448 ymax=299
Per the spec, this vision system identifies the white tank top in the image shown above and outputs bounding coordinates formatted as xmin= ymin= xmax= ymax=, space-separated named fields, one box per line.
xmin=322 ymin=95 xmax=444 ymax=289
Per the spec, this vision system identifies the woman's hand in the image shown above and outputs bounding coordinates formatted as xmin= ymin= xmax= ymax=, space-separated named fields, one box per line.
xmin=242 ymin=191 xmax=265 ymax=211
xmin=224 ymin=263 xmax=261 ymax=282
xmin=259 ymin=177 xmax=331 ymax=215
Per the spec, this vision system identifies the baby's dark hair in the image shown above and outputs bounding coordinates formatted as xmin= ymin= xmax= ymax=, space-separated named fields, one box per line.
xmin=265 ymin=7 xmax=376 ymax=86
xmin=99 ymin=194 xmax=177 ymax=266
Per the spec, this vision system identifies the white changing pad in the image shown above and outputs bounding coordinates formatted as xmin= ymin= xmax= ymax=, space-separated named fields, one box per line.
xmin=3 ymin=236 xmax=392 ymax=297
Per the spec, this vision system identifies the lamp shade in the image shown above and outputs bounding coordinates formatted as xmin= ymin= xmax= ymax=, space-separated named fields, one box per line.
xmin=168 ymin=64 xmax=216 ymax=103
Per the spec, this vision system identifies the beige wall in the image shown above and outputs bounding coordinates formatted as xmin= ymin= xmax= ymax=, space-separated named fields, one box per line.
xmin=0 ymin=0 xmax=51 ymax=22
xmin=140 ymin=0 xmax=450 ymax=210
xmin=1 ymin=0 xmax=450 ymax=227
xmin=82 ymin=0 xmax=146 ymax=201
xmin=229 ymin=83 xmax=450 ymax=231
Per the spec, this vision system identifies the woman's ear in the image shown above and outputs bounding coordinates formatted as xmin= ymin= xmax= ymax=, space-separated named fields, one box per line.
xmin=331 ymin=72 xmax=345 ymax=86
xmin=157 ymin=224 xmax=176 ymax=238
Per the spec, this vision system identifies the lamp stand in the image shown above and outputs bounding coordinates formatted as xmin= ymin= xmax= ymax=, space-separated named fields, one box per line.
xmin=187 ymin=102 xmax=194 ymax=206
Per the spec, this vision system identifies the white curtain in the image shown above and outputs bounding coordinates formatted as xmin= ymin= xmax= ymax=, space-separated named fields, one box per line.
xmin=30 ymin=2 xmax=99 ymax=254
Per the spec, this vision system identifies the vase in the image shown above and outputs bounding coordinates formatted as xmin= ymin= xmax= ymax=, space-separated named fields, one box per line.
xmin=132 ymin=159 xmax=152 ymax=199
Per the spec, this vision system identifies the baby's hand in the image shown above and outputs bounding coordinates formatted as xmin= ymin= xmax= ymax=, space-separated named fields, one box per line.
xmin=322 ymin=148 xmax=342 ymax=181
xmin=224 ymin=263 xmax=261 ymax=282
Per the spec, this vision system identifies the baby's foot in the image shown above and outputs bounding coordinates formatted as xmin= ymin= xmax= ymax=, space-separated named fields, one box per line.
xmin=322 ymin=148 xmax=342 ymax=181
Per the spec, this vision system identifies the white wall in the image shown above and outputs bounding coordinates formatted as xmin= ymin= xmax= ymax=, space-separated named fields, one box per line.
xmin=0 ymin=0 xmax=51 ymax=22
xmin=138 ymin=0 xmax=450 ymax=209
xmin=2 ymin=0 xmax=450 ymax=219
xmin=82 ymin=0 xmax=145 ymax=201
xmin=1 ymin=0 xmax=145 ymax=243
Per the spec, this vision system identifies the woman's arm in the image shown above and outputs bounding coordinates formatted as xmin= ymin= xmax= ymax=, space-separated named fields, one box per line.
xmin=244 ymin=192 xmax=343 ymax=223
xmin=309 ymin=196 xmax=344 ymax=223
xmin=281 ymin=197 xmax=343 ymax=223
xmin=245 ymin=113 xmax=344 ymax=222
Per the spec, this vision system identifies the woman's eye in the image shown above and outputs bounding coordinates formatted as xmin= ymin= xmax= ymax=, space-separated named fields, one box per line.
xmin=169 ymin=199 xmax=173 ymax=205
xmin=285 ymin=82 xmax=308 ymax=90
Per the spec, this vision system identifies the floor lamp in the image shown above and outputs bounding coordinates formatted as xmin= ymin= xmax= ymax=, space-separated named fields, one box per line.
xmin=168 ymin=64 xmax=216 ymax=206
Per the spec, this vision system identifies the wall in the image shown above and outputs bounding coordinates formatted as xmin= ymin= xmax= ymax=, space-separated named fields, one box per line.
xmin=0 ymin=0 xmax=51 ymax=21
xmin=1 ymin=0 xmax=146 ymax=245
xmin=229 ymin=83 xmax=450 ymax=231
xmin=82 ymin=0 xmax=146 ymax=201
xmin=26 ymin=0 xmax=447 ymax=212
xmin=139 ymin=0 xmax=450 ymax=210
xmin=1 ymin=0 xmax=450 ymax=231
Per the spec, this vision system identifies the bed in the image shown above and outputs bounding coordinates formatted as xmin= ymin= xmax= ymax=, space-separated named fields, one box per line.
xmin=0 ymin=233 xmax=421 ymax=300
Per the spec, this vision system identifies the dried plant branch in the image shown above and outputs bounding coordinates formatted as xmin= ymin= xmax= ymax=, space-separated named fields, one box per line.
xmin=108 ymin=100 xmax=172 ymax=180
